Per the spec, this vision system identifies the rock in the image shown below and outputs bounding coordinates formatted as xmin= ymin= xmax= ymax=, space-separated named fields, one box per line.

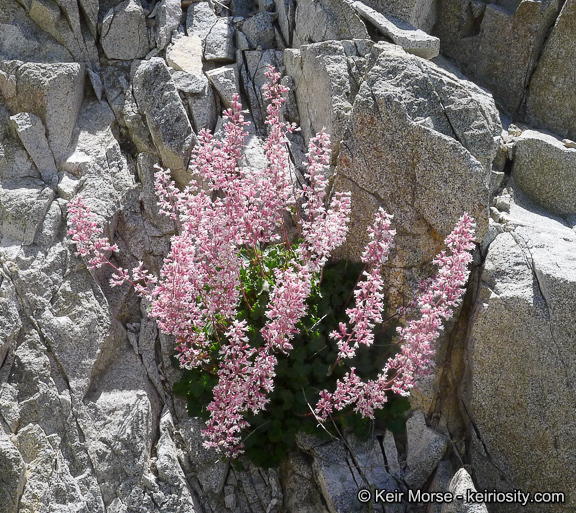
xmin=166 ymin=34 xmax=203 ymax=75
xmin=0 ymin=269 xmax=21 ymax=368
xmin=359 ymin=0 xmax=437 ymax=32
xmin=352 ymin=1 xmax=440 ymax=59
xmin=428 ymin=461 xmax=455 ymax=513
xmin=293 ymin=0 xmax=369 ymax=48
xmin=240 ymin=49 xmax=283 ymax=130
xmin=0 ymin=61 xmax=85 ymax=162
xmin=78 ymin=0 xmax=99 ymax=37
xmin=405 ymin=411 xmax=448 ymax=489
xmin=273 ymin=0 xmax=297 ymax=45
xmin=25 ymin=0 xmax=98 ymax=61
xmin=440 ymin=469 xmax=488 ymax=513
xmin=204 ymin=18 xmax=235 ymax=62
xmin=186 ymin=1 xmax=218 ymax=41
xmin=526 ymin=0 xmax=576 ymax=140
xmin=0 ymin=180 xmax=55 ymax=245
xmin=205 ymin=64 xmax=240 ymax=108
xmin=280 ymin=450 xmax=331 ymax=513
xmin=101 ymin=0 xmax=149 ymax=60
xmin=463 ymin=200 xmax=576 ymax=512
xmin=0 ymin=430 xmax=25 ymax=513
xmin=331 ymin=42 xmax=499 ymax=306
xmin=238 ymin=12 xmax=277 ymax=49
xmin=132 ymin=57 xmax=195 ymax=186
xmin=0 ymin=0 xmax=73 ymax=62
xmin=155 ymin=0 xmax=183 ymax=50
xmin=284 ymin=39 xmax=375 ymax=163
xmin=61 ymin=100 xmax=135 ymax=218
xmin=511 ymin=129 xmax=576 ymax=216
xmin=383 ymin=430 xmax=403 ymax=481
xmin=186 ymin=2 xmax=235 ymax=62
xmin=9 ymin=112 xmax=58 ymax=185
xmin=433 ymin=0 xmax=561 ymax=113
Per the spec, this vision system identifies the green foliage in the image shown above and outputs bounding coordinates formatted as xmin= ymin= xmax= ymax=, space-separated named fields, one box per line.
xmin=173 ymin=249 xmax=410 ymax=468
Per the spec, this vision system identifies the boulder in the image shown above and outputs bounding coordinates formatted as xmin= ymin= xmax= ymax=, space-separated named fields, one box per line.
xmin=463 ymin=200 xmax=576 ymax=512
xmin=0 ymin=0 xmax=73 ymax=62
xmin=359 ymin=0 xmax=437 ymax=32
xmin=238 ymin=12 xmax=277 ymax=49
xmin=132 ymin=58 xmax=195 ymax=186
xmin=352 ymin=1 xmax=439 ymax=58
xmin=0 ymin=61 xmax=85 ymax=162
xmin=433 ymin=0 xmax=561 ymax=113
xmin=205 ymin=64 xmax=240 ymax=109
xmin=0 ymin=180 xmax=55 ymax=245
xmin=526 ymin=0 xmax=576 ymax=140
xmin=0 ymin=430 xmax=25 ymax=513
xmin=155 ymin=0 xmax=182 ymax=50
xmin=187 ymin=2 xmax=235 ymax=62
xmin=331 ymin=42 xmax=499 ymax=305
xmin=405 ymin=410 xmax=448 ymax=489
xmin=440 ymin=469 xmax=488 ymax=513
xmin=101 ymin=0 xmax=149 ymax=60
xmin=511 ymin=129 xmax=576 ymax=216
xmin=293 ymin=0 xmax=369 ymax=48
xmin=204 ymin=18 xmax=235 ymax=62
xmin=166 ymin=34 xmax=203 ymax=75
xmin=9 ymin=112 xmax=58 ymax=185
xmin=284 ymin=39 xmax=375 ymax=164
xmin=26 ymin=0 xmax=98 ymax=61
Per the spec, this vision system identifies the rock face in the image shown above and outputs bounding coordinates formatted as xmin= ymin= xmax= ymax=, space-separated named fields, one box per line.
xmin=526 ymin=0 xmax=576 ymax=139
xmin=433 ymin=0 xmax=562 ymax=113
xmin=330 ymin=42 xmax=500 ymax=305
xmin=1 ymin=0 xmax=576 ymax=511
xmin=463 ymin=200 xmax=576 ymax=512
xmin=101 ymin=0 xmax=149 ymax=60
xmin=511 ymin=129 xmax=576 ymax=216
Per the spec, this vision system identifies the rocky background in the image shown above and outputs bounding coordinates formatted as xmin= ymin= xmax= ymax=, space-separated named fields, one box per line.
xmin=0 ymin=0 xmax=575 ymax=512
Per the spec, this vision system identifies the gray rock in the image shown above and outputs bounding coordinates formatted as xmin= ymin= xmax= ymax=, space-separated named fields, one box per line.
xmin=352 ymin=1 xmax=439 ymax=59
xmin=428 ymin=461 xmax=455 ymax=513
xmin=132 ymin=57 xmax=195 ymax=186
xmin=511 ymin=129 xmax=576 ymax=216
xmin=273 ymin=0 xmax=296 ymax=45
xmin=166 ymin=34 xmax=203 ymax=75
xmin=155 ymin=0 xmax=183 ymax=50
xmin=405 ymin=411 xmax=448 ymax=489
xmin=281 ymin=450 xmax=331 ymax=513
xmin=359 ymin=0 xmax=437 ymax=32
xmin=383 ymin=430 xmax=403 ymax=481
xmin=78 ymin=0 xmax=99 ymax=37
xmin=205 ymin=64 xmax=240 ymax=108
xmin=284 ymin=39 xmax=374 ymax=164
xmin=9 ymin=112 xmax=58 ymax=185
xmin=0 ymin=180 xmax=55 ymax=245
xmin=526 ymin=0 xmax=576 ymax=140
xmin=433 ymin=0 xmax=561 ymax=113
xmin=240 ymin=49 xmax=283 ymax=130
xmin=25 ymin=0 xmax=98 ymax=61
xmin=0 ymin=0 xmax=73 ymax=62
xmin=463 ymin=200 xmax=576 ymax=513
xmin=0 ymin=61 xmax=85 ymax=162
xmin=204 ymin=17 xmax=235 ymax=62
xmin=238 ymin=12 xmax=277 ymax=49
xmin=187 ymin=1 xmax=218 ymax=41
xmin=0 ymin=430 xmax=25 ymax=513
xmin=440 ymin=469 xmax=488 ymax=513
xmin=331 ymin=42 xmax=498 ymax=306
xmin=293 ymin=0 xmax=369 ymax=47
xmin=101 ymin=0 xmax=149 ymax=60
xmin=0 ymin=269 xmax=21 ymax=369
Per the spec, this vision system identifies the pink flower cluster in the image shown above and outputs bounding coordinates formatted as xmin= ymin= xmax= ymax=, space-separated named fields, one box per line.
xmin=67 ymin=66 xmax=476 ymax=456
xmin=314 ymin=213 xmax=476 ymax=420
